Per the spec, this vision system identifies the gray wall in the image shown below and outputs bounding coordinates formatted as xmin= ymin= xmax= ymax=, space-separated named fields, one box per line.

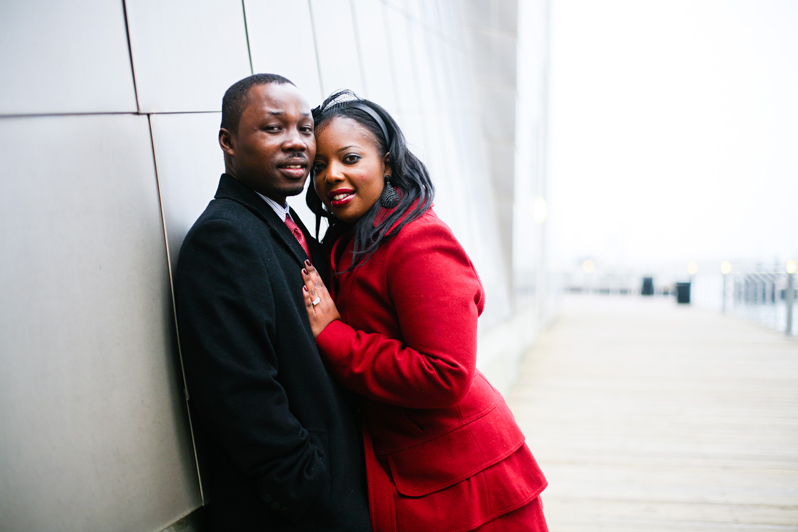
xmin=0 ymin=1 xmax=552 ymax=530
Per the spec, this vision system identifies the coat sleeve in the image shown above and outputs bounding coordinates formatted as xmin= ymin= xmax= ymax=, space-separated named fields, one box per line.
xmin=175 ymin=218 xmax=326 ymax=520
xmin=315 ymin=219 xmax=485 ymax=409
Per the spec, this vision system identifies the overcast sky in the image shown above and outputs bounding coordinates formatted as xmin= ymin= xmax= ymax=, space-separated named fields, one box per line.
xmin=548 ymin=0 xmax=798 ymax=271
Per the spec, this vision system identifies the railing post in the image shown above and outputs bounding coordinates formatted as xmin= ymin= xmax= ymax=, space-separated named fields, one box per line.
xmin=722 ymin=274 xmax=728 ymax=313
xmin=787 ymin=272 xmax=795 ymax=335
xmin=721 ymin=262 xmax=731 ymax=313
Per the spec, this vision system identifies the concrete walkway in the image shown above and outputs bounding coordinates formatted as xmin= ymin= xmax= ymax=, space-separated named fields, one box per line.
xmin=508 ymin=295 xmax=798 ymax=531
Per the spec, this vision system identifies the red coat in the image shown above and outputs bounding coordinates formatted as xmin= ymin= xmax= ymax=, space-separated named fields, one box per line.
xmin=316 ymin=209 xmax=547 ymax=532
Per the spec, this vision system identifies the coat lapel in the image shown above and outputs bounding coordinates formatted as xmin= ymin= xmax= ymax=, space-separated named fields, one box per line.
xmin=214 ymin=174 xmax=311 ymax=267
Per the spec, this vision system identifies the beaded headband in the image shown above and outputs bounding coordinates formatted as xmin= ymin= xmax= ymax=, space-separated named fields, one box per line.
xmin=347 ymin=102 xmax=391 ymax=147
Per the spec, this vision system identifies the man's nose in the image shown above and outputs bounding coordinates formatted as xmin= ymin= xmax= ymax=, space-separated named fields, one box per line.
xmin=283 ymin=128 xmax=307 ymax=151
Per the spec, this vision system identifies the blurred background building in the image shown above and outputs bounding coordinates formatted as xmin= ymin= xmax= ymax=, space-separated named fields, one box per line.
xmin=0 ymin=1 xmax=554 ymax=530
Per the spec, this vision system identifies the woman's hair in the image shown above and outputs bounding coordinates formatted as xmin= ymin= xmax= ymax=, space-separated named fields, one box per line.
xmin=307 ymin=89 xmax=434 ymax=269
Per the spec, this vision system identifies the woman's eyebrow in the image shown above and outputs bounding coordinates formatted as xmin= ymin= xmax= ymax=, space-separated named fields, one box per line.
xmin=336 ymin=145 xmax=360 ymax=153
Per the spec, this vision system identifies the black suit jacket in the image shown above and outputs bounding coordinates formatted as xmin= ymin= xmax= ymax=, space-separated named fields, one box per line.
xmin=174 ymin=174 xmax=370 ymax=532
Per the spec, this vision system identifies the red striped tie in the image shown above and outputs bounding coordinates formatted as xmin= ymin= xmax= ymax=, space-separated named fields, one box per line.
xmin=285 ymin=214 xmax=310 ymax=259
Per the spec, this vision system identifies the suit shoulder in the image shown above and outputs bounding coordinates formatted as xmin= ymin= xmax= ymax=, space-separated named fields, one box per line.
xmin=185 ymin=199 xmax=267 ymax=240
xmin=178 ymin=199 xmax=275 ymax=268
xmin=194 ymin=197 xmax=260 ymax=226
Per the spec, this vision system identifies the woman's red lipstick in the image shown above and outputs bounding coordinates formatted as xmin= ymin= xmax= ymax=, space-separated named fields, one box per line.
xmin=328 ymin=188 xmax=355 ymax=207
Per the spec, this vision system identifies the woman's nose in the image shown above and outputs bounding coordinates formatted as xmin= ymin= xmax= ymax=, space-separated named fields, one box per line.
xmin=325 ymin=161 xmax=345 ymax=182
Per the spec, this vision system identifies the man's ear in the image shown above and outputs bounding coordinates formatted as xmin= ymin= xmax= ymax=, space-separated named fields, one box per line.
xmin=219 ymin=128 xmax=235 ymax=156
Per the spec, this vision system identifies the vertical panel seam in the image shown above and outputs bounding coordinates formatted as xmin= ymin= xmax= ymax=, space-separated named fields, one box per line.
xmin=121 ymin=0 xmax=142 ymax=113
xmin=146 ymin=114 xmax=206 ymax=505
xmin=241 ymin=0 xmax=255 ymax=75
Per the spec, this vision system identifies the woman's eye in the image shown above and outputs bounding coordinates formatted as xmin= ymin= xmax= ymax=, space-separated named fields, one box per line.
xmin=311 ymin=162 xmax=325 ymax=174
xmin=343 ymin=154 xmax=361 ymax=164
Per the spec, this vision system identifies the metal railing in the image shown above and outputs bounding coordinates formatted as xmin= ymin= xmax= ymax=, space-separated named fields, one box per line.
xmin=692 ymin=262 xmax=797 ymax=335
xmin=560 ymin=259 xmax=797 ymax=336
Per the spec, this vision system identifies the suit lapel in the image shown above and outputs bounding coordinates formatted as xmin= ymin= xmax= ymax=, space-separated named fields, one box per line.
xmin=214 ymin=174 xmax=310 ymax=267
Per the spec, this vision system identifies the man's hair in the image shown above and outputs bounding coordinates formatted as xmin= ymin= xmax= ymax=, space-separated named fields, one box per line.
xmin=221 ymin=73 xmax=295 ymax=134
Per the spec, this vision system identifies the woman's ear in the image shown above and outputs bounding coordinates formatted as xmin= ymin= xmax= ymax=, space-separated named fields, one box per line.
xmin=383 ymin=152 xmax=391 ymax=175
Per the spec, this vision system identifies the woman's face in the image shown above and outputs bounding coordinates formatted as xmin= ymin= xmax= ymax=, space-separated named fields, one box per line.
xmin=312 ymin=117 xmax=388 ymax=224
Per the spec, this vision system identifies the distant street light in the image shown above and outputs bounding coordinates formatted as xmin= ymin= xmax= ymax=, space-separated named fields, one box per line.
xmin=787 ymin=260 xmax=797 ymax=274
xmin=721 ymin=261 xmax=732 ymax=275
xmin=582 ymin=259 xmax=595 ymax=273
xmin=532 ymin=196 xmax=548 ymax=225
xmin=687 ymin=262 xmax=698 ymax=275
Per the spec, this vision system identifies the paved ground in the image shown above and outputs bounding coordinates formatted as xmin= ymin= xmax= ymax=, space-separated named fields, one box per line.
xmin=508 ymin=295 xmax=798 ymax=531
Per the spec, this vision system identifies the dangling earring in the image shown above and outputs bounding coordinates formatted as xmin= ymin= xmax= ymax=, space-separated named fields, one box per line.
xmin=380 ymin=174 xmax=400 ymax=208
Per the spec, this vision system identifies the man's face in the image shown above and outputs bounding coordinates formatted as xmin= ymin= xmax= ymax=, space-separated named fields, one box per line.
xmin=221 ymin=83 xmax=315 ymax=204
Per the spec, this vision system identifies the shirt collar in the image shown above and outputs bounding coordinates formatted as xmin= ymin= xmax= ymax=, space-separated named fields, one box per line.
xmin=256 ymin=192 xmax=293 ymax=222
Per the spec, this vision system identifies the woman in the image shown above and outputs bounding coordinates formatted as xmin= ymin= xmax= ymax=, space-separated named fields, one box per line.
xmin=300 ymin=90 xmax=548 ymax=532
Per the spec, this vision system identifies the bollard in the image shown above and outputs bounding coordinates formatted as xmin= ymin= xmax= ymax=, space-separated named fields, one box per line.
xmin=675 ymin=282 xmax=691 ymax=304
xmin=787 ymin=272 xmax=795 ymax=335
xmin=641 ymin=277 xmax=654 ymax=296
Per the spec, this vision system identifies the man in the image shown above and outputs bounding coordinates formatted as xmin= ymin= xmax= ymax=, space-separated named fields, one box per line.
xmin=174 ymin=74 xmax=371 ymax=532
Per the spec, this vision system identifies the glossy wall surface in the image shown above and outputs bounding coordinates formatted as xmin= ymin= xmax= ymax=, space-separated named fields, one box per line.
xmin=0 ymin=1 xmax=550 ymax=530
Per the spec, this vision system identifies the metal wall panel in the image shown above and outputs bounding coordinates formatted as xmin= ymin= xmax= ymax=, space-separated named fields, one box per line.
xmin=437 ymin=43 xmax=467 ymax=114
xmin=438 ymin=0 xmax=461 ymax=43
xmin=310 ymin=0 xmax=365 ymax=97
xmin=245 ymin=0 xmax=323 ymax=104
xmin=0 ymin=0 xmax=137 ymax=115
xmin=422 ymin=33 xmax=450 ymax=112
xmin=495 ymin=0 xmax=520 ymax=33
xmin=0 ymin=115 xmax=200 ymax=532
xmin=126 ymin=0 xmax=252 ymax=113
xmin=420 ymin=1 xmax=444 ymax=31
xmin=384 ymin=6 xmax=421 ymax=113
xmin=429 ymin=114 xmax=460 ymax=220
xmin=453 ymin=110 xmax=512 ymax=329
xmin=150 ymin=112 xmax=226 ymax=273
xmin=351 ymin=0 xmax=399 ymax=114
xmin=461 ymin=0 xmax=491 ymax=27
xmin=464 ymin=28 xmax=518 ymax=90
xmin=383 ymin=0 xmax=407 ymax=11
xmin=407 ymin=22 xmax=439 ymax=113
xmin=404 ymin=0 xmax=425 ymax=23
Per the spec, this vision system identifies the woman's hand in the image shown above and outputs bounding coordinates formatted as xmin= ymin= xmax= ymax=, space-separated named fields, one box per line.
xmin=302 ymin=260 xmax=341 ymax=338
